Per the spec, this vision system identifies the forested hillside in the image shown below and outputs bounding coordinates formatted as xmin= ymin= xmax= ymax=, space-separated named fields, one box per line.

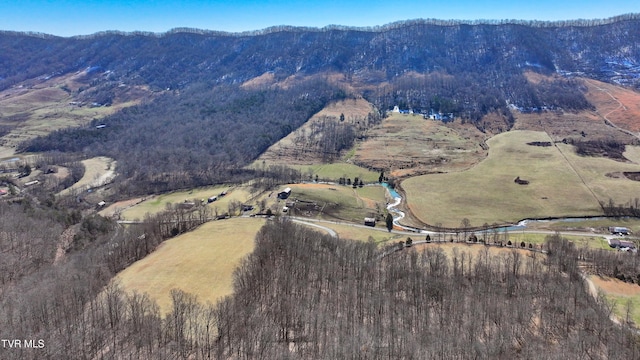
xmin=5 ymin=15 xmax=639 ymax=194
xmin=3 ymin=217 xmax=637 ymax=359
xmin=20 ymin=81 xmax=340 ymax=195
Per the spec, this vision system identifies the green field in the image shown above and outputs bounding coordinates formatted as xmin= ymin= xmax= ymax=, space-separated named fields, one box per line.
xmin=292 ymin=162 xmax=381 ymax=183
xmin=607 ymin=294 xmax=640 ymax=327
xmin=402 ymin=130 xmax=640 ymax=228
xmin=286 ymin=183 xmax=387 ymax=222
xmin=525 ymin=218 xmax=640 ymax=234
xmin=504 ymin=232 xmax=611 ymax=250
xmin=120 ymin=186 xmax=252 ymax=220
xmin=115 ymin=218 xmax=265 ymax=314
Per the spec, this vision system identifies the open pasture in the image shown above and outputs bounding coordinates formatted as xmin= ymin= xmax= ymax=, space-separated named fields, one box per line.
xmin=353 ymin=112 xmax=486 ymax=177
xmin=402 ymin=130 xmax=608 ymax=227
xmin=290 ymin=162 xmax=381 ymax=183
xmin=285 ymin=183 xmax=386 ymax=223
xmin=115 ymin=217 xmax=265 ymax=314
xmin=313 ymin=221 xmax=406 ymax=243
xmin=119 ymin=185 xmax=251 ymax=220
xmin=0 ymin=71 xmax=143 ymax=155
xmin=559 ymin=142 xmax=640 ymax=206
xmin=58 ymin=156 xmax=116 ymax=196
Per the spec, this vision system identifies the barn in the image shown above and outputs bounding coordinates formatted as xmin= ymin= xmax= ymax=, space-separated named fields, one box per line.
xmin=277 ymin=187 xmax=292 ymax=199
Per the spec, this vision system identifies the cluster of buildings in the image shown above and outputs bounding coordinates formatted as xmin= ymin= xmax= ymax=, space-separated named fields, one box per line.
xmin=608 ymin=227 xmax=636 ymax=251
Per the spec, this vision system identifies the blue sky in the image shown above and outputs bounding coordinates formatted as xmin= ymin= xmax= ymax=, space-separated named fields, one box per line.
xmin=1 ymin=0 xmax=638 ymax=37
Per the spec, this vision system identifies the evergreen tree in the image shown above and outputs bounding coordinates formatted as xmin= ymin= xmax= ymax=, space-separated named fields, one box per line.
xmin=385 ymin=213 xmax=394 ymax=232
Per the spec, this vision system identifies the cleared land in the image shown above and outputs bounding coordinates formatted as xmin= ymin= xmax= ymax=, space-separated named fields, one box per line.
xmin=591 ymin=275 xmax=640 ymax=327
xmin=582 ymin=78 xmax=640 ymax=133
xmin=506 ymin=233 xmax=611 ymax=251
xmin=115 ymin=217 xmax=265 ymax=314
xmin=58 ymin=156 xmax=116 ymax=196
xmin=289 ymin=162 xmax=381 ymax=183
xmin=0 ymin=71 xmax=147 ymax=156
xmin=258 ymin=98 xmax=374 ymax=165
xmin=402 ymin=130 xmax=607 ymax=227
xmin=283 ymin=183 xmax=387 ymax=223
xmin=353 ymin=113 xmax=487 ymax=177
xmin=119 ymin=185 xmax=251 ymax=220
xmin=522 ymin=217 xmax=640 ymax=235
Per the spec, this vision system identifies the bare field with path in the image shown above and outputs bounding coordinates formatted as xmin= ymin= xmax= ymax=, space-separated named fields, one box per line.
xmin=58 ymin=156 xmax=116 ymax=196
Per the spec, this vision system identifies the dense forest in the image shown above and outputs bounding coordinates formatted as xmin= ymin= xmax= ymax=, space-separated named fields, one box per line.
xmin=2 ymin=214 xmax=639 ymax=359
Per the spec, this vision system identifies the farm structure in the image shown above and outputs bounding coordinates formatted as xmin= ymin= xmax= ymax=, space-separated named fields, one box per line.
xmin=609 ymin=227 xmax=631 ymax=235
xmin=278 ymin=187 xmax=292 ymax=199
xmin=608 ymin=238 xmax=636 ymax=249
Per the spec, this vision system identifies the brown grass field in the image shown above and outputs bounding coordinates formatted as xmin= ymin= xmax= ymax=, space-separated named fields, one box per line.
xmin=582 ymin=78 xmax=640 ymax=133
xmin=401 ymin=130 xmax=623 ymax=228
xmin=353 ymin=112 xmax=487 ymax=177
xmin=591 ymin=275 xmax=640 ymax=327
xmin=0 ymin=70 xmax=150 ymax=157
xmin=115 ymin=218 xmax=266 ymax=314
xmin=57 ymin=156 xmax=116 ymax=196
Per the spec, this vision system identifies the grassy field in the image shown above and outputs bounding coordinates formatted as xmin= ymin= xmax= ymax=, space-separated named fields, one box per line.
xmin=504 ymin=232 xmax=611 ymax=250
xmin=285 ymin=183 xmax=387 ymax=222
xmin=353 ymin=113 xmax=486 ymax=177
xmin=289 ymin=162 xmax=381 ymax=183
xmin=402 ymin=130 xmax=637 ymax=227
xmin=115 ymin=218 xmax=265 ymax=314
xmin=524 ymin=217 xmax=640 ymax=235
xmin=560 ymin=142 xmax=640 ymax=206
xmin=591 ymin=276 xmax=640 ymax=327
xmin=58 ymin=156 xmax=116 ymax=196
xmin=120 ymin=185 xmax=252 ymax=220
xmin=0 ymin=72 xmax=145 ymax=156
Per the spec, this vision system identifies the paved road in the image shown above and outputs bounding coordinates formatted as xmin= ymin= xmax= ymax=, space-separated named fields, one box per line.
xmin=291 ymin=218 xmax=338 ymax=238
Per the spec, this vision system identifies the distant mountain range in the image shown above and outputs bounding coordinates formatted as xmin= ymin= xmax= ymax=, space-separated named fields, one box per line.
xmin=3 ymin=14 xmax=640 ymax=193
xmin=2 ymin=14 xmax=639 ymax=91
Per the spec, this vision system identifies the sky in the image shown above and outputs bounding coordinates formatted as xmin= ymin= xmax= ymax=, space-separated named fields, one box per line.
xmin=1 ymin=0 xmax=638 ymax=37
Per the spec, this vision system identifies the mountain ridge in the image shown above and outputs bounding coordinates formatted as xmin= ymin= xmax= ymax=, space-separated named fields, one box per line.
xmin=3 ymin=12 xmax=639 ymax=39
